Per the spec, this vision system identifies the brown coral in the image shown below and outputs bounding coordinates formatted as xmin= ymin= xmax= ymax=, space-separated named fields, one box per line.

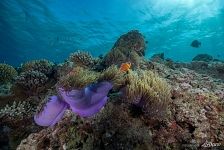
xmin=14 ymin=70 xmax=49 ymax=95
xmin=69 ymin=50 xmax=97 ymax=68
xmin=0 ymin=63 xmax=18 ymax=83
xmin=103 ymin=30 xmax=146 ymax=68
xmin=21 ymin=59 xmax=54 ymax=76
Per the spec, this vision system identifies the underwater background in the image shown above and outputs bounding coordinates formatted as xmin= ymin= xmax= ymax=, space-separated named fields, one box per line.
xmin=0 ymin=0 xmax=224 ymax=66
xmin=1 ymin=0 xmax=224 ymax=150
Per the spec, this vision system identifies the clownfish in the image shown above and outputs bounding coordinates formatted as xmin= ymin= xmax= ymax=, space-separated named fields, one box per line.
xmin=119 ymin=62 xmax=131 ymax=72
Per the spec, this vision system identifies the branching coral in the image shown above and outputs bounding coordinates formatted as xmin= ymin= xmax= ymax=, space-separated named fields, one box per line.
xmin=21 ymin=59 xmax=54 ymax=76
xmin=0 ymin=63 xmax=18 ymax=83
xmin=69 ymin=50 xmax=97 ymax=68
xmin=123 ymin=70 xmax=171 ymax=120
xmin=0 ymin=101 xmax=34 ymax=120
xmin=15 ymin=70 xmax=48 ymax=95
xmin=59 ymin=66 xmax=99 ymax=90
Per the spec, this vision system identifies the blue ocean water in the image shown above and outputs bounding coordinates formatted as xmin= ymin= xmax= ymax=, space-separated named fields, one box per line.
xmin=0 ymin=0 xmax=224 ymax=66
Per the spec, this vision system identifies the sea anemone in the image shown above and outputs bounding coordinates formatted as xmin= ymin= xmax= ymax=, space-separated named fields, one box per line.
xmin=58 ymin=66 xmax=99 ymax=90
xmin=124 ymin=70 xmax=171 ymax=120
xmin=0 ymin=63 xmax=18 ymax=83
xmin=98 ymin=65 xmax=125 ymax=90
xmin=34 ymin=81 xmax=113 ymax=126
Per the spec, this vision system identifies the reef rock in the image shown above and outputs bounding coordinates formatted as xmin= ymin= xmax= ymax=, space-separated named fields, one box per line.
xmin=192 ymin=54 xmax=213 ymax=62
xmin=103 ymin=30 xmax=146 ymax=68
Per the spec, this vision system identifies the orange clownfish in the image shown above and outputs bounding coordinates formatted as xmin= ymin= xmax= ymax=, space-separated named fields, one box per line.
xmin=119 ymin=62 xmax=131 ymax=72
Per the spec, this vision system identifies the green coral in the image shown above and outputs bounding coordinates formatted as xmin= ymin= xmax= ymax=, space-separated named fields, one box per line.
xmin=21 ymin=59 xmax=54 ymax=75
xmin=0 ymin=63 xmax=18 ymax=83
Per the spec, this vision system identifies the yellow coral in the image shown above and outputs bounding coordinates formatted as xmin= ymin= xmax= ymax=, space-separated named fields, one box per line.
xmin=0 ymin=63 xmax=18 ymax=83
xmin=59 ymin=66 xmax=99 ymax=90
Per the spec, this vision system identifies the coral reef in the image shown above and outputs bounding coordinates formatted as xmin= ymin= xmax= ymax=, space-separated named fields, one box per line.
xmin=0 ymin=100 xmax=38 ymax=150
xmin=192 ymin=54 xmax=213 ymax=62
xmin=1 ymin=30 xmax=224 ymax=150
xmin=102 ymin=30 xmax=146 ymax=67
xmin=21 ymin=59 xmax=54 ymax=76
xmin=151 ymin=52 xmax=165 ymax=62
xmin=0 ymin=101 xmax=35 ymax=122
xmin=14 ymin=70 xmax=49 ymax=95
xmin=0 ymin=63 xmax=17 ymax=83
xmin=69 ymin=50 xmax=98 ymax=68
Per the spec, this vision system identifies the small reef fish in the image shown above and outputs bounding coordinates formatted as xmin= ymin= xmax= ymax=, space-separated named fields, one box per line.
xmin=191 ymin=40 xmax=201 ymax=48
xmin=119 ymin=62 xmax=131 ymax=72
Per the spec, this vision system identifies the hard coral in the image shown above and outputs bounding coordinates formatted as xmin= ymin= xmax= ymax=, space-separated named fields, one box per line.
xmin=0 ymin=101 xmax=34 ymax=120
xmin=21 ymin=59 xmax=54 ymax=76
xmin=103 ymin=30 xmax=146 ymax=67
xmin=0 ymin=63 xmax=17 ymax=83
xmin=124 ymin=70 xmax=171 ymax=120
xmin=59 ymin=66 xmax=99 ymax=90
xmin=15 ymin=70 xmax=48 ymax=95
xmin=69 ymin=50 xmax=97 ymax=68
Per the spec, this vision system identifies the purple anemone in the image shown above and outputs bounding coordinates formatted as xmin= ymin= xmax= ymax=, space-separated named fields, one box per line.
xmin=34 ymin=81 xmax=113 ymax=126
xmin=34 ymin=96 xmax=68 ymax=127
